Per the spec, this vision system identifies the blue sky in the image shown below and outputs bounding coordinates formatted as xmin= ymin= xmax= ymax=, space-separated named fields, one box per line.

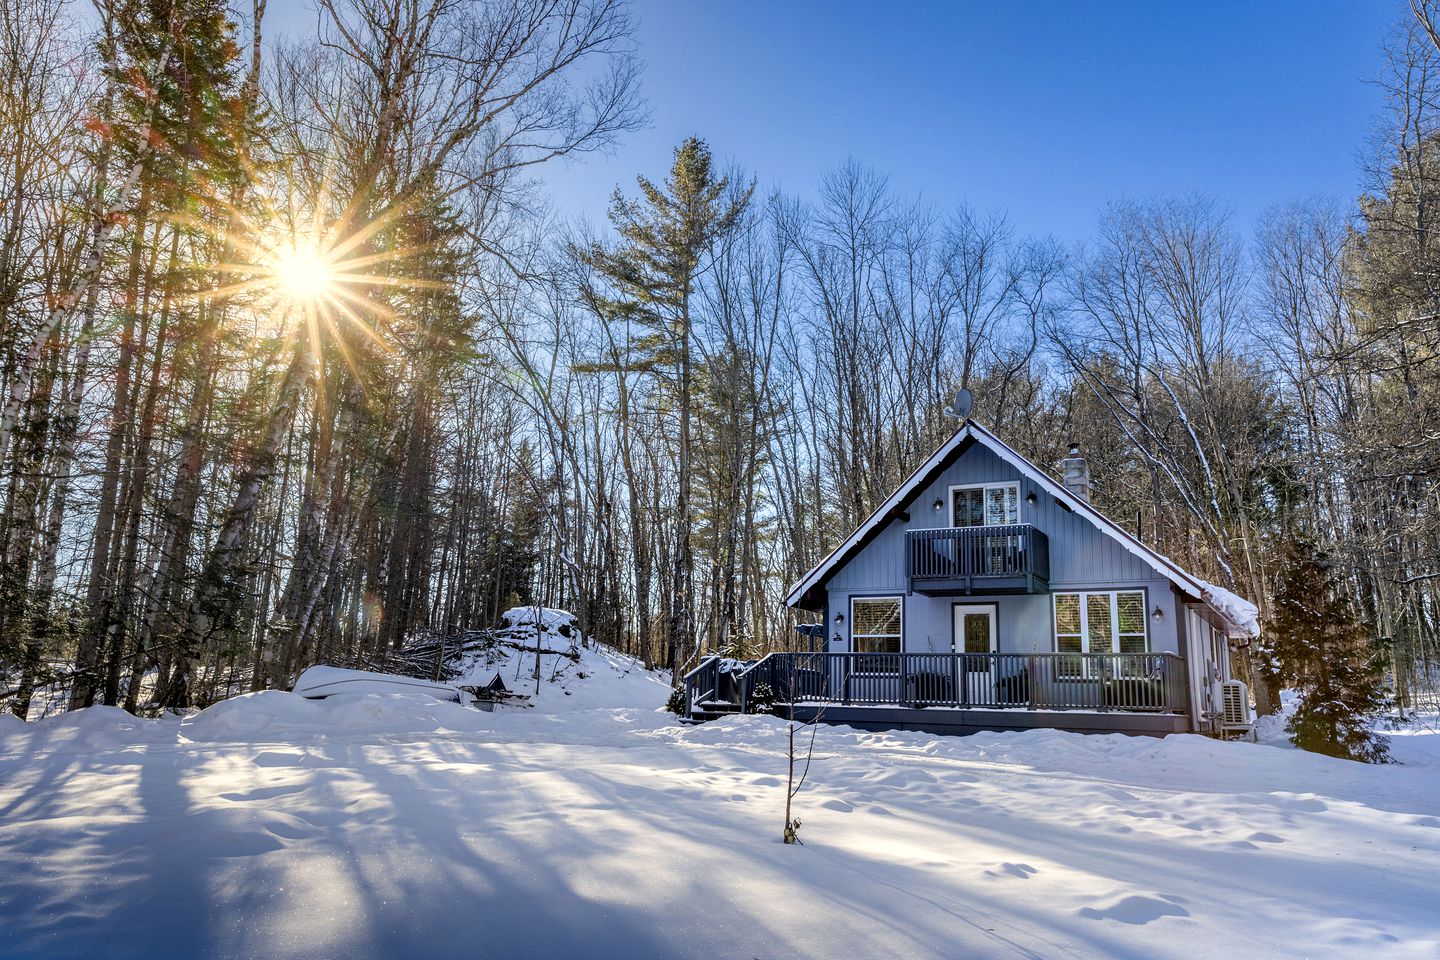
xmin=271 ymin=2 xmax=1399 ymax=243
xmin=538 ymin=1 xmax=1398 ymax=242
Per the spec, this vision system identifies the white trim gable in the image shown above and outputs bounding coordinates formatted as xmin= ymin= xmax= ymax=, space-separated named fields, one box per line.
xmin=784 ymin=420 xmax=1256 ymax=638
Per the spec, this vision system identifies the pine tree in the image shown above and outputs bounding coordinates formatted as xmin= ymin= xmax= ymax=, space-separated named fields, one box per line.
xmin=576 ymin=138 xmax=752 ymax=676
xmin=1267 ymin=538 xmax=1395 ymax=763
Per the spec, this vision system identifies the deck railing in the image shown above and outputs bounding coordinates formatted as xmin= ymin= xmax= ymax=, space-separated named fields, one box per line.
xmin=721 ymin=651 xmax=1186 ymax=715
xmin=906 ymin=524 xmax=1050 ymax=586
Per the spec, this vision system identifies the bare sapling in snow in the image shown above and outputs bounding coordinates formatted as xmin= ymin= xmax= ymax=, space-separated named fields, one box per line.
xmin=533 ymin=602 xmax=543 ymax=696
xmin=780 ymin=656 xmax=822 ymax=845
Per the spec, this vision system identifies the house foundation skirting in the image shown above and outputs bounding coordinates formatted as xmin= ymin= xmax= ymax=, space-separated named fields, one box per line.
xmin=785 ymin=703 xmax=1191 ymax=737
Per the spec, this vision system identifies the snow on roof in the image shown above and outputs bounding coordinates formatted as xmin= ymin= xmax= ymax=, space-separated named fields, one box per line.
xmin=785 ymin=420 xmax=1261 ymax=638
xmin=1198 ymin=581 xmax=1261 ymax=639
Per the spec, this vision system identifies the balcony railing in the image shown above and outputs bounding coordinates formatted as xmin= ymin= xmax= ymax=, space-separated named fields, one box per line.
xmin=685 ymin=651 xmax=1188 ymax=717
xmin=906 ymin=524 xmax=1049 ymax=593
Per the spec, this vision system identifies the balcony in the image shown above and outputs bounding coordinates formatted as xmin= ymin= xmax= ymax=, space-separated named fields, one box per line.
xmin=906 ymin=524 xmax=1049 ymax=595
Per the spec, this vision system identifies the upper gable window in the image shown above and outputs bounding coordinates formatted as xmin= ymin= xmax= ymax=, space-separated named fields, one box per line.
xmin=950 ymin=482 xmax=1019 ymax=528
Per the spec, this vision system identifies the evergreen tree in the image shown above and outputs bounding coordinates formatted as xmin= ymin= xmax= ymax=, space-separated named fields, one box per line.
xmin=577 ymin=137 xmax=752 ymax=675
xmin=495 ymin=443 xmax=547 ymax=609
xmin=1267 ymin=538 xmax=1396 ymax=763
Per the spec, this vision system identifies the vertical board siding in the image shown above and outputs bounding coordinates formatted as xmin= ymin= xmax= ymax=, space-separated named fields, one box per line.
xmin=826 ymin=442 xmax=1183 ymax=657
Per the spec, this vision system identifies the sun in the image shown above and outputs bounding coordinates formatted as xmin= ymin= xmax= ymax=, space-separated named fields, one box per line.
xmin=269 ymin=244 xmax=336 ymax=303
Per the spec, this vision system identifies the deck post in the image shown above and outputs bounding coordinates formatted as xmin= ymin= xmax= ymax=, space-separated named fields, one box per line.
xmin=1028 ymin=654 xmax=1038 ymax=710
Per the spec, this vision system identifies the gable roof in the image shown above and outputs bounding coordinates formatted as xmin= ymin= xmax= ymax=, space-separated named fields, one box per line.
xmin=785 ymin=420 xmax=1259 ymax=638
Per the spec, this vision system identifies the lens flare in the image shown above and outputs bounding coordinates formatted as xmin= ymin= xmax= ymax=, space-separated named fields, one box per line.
xmin=270 ymin=245 xmax=334 ymax=303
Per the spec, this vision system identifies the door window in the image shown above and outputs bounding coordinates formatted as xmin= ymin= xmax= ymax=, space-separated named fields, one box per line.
xmin=961 ymin=612 xmax=993 ymax=654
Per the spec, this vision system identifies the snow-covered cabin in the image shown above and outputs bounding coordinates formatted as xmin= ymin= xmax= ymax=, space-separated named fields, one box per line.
xmin=685 ymin=420 xmax=1259 ymax=736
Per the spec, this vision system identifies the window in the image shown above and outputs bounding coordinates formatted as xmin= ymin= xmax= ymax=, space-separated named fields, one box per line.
xmin=950 ymin=482 xmax=1019 ymax=528
xmin=1116 ymin=592 xmax=1147 ymax=654
xmin=1051 ymin=590 xmax=1149 ymax=673
xmin=851 ymin=596 xmax=902 ymax=655
xmin=1055 ymin=593 xmax=1083 ymax=655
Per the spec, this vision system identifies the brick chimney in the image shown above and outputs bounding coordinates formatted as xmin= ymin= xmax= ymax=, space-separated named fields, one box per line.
xmin=1062 ymin=442 xmax=1090 ymax=503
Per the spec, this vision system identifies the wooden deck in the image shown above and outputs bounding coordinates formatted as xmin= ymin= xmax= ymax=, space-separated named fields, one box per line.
xmin=683 ymin=651 xmax=1192 ymax=737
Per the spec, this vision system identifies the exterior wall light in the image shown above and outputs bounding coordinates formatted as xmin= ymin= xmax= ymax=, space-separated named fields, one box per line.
xmin=1025 ymin=491 xmax=1037 ymax=505
xmin=1152 ymin=606 xmax=1164 ymax=624
xmin=833 ymin=613 xmax=844 ymax=625
xmin=932 ymin=497 xmax=944 ymax=512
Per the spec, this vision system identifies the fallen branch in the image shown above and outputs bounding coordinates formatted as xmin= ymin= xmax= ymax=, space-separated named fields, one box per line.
xmin=494 ymin=639 xmax=581 ymax=662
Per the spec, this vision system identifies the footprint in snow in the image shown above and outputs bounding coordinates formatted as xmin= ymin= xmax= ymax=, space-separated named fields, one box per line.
xmin=983 ymin=862 xmax=1038 ymax=880
xmin=251 ymin=751 xmax=305 ymax=768
xmin=202 ymin=830 xmax=288 ymax=859
xmin=263 ymin=819 xmax=319 ymax=842
xmin=219 ymin=784 xmax=306 ymax=803
xmin=1273 ymin=795 xmax=1328 ymax=814
xmin=1079 ymin=894 xmax=1190 ymax=925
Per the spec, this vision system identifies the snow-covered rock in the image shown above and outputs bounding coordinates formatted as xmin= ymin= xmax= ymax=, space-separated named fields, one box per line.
xmin=447 ymin=613 xmax=669 ymax=713
xmin=499 ymin=605 xmax=578 ymax=635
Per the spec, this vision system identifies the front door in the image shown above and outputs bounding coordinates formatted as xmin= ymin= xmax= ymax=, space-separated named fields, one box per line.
xmin=952 ymin=604 xmax=997 ymax=705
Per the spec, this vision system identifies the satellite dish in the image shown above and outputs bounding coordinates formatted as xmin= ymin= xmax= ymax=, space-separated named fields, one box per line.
xmin=944 ymin=388 xmax=974 ymax=421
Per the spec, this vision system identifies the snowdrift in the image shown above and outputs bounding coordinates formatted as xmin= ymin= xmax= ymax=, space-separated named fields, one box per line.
xmin=0 ymin=619 xmax=1434 ymax=960
xmin=292 ymin=665 xmax=465 ymax=702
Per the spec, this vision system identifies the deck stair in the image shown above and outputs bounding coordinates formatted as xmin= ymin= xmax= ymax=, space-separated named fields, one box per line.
xmin=686 ymin=698 xmax=742 ymax=723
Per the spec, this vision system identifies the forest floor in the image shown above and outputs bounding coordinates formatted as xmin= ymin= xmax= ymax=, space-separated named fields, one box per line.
xmin=0 ymin=642 xmax=1436 ymax=960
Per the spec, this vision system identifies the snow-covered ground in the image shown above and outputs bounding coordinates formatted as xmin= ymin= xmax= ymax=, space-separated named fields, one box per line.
xmin=1 ymin=640 xmax=1436 ymax=959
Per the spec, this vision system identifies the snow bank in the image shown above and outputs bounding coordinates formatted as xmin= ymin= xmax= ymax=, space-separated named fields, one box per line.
xmin=1199 ymin=579 xmax=1261 ymax=637
xmin=181 ymin=689 xmax=499 ymax=744
xmin=292 ymin=665 xmax=464 ymax=703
